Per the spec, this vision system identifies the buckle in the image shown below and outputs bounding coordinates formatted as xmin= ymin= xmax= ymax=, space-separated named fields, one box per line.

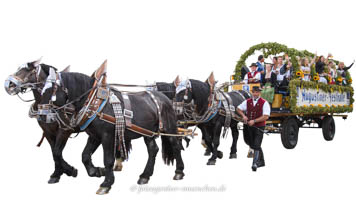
xmin=230 ymin=105 xmax=235 ymax=111
xmin=97 ymin=87 xmax=109 ymax=99
xmin=123 ymin=109 xmax=133 ymax=118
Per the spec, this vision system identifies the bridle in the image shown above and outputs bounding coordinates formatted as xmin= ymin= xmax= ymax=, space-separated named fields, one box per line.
xmin=37 ymin=70 xmax=96 ymax=131
xmin=173 ymin=80 xmax=199 ymax=121
xmin=37 ymin=69 xmax=75 ymax=130
xmin=5 ymin=63 xmax=45 ymax=98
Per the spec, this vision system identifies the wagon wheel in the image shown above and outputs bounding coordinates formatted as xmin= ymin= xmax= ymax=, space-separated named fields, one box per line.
xmin=322 ymin=116 xmax=335 ymax=141
xmin=281 ymin=117 xmax=299 ymax=149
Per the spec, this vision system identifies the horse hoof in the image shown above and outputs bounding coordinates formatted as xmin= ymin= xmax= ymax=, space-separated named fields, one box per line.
xmin=113 ymin=164 xmax=123 ymax=172
xmin=204 ymin=150 xmax=211 ymax=156
xmin=207 ymin=159 xmax=216 ymax=165
xmin=229 ymin=153 xmax=237 ymax=159
xmin=137 ymin=177 xmax=149 ymax=185
xmin=96 ymin=187 xmax=111 ymax=195
xmin=217 ymin=151 xmax=223 ymax=159
xmin=252 ymin=165 xmax=257 ymax=172
xmin=48 ymin=177 xmax=60 ymax=184
xmin=247 ymin=150 xmax=254 ymax=158
xmin=72 ymin=168 xmax=78 ymax=177
xmin=173 ymin=173 xmax=184 ymax=180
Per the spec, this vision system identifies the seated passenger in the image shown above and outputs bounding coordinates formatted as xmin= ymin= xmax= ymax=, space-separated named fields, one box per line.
xmin=243 ymin=63 xmax=261 ymax=84
xmin=262 ymin=63 xmax=277 ymax=88
xmin=315 ymin=54 xmax=331 ymax=83
xmin=327 ymin=61 xmax=336 ymax=84
xmin=337 ymin=60 xmax=354 ymax=78
xmin=279 ymin=60 xmax=293 ymax=87
xmin=301 ymin=55 xmax=316 ymax=81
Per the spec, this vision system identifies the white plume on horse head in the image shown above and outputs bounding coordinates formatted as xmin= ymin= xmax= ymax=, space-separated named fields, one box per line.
xmin=41 ymin=67 xmax=59 ymax=95
xmin=175 ymin=78 xmax=191 ymax=94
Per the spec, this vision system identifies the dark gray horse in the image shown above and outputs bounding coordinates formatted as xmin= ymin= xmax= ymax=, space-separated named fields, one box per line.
xmin=174 ymin=76 xmax=250 ymax=165
xmin=4 ymin=60 xmax=79 ymax=183
xmin=38 ymin=68 xmax=185 ymax=194
xmin=5 ymin=60 xmax=124 ymax=184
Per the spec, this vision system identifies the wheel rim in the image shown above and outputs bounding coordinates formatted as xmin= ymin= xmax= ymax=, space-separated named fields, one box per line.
xmin=329 ymin=122 xmax=335 ymax=136
xmin=289 ymin=125 xmax=297 ymax=145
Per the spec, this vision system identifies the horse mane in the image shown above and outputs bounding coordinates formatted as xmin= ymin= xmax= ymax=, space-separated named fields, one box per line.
xmin=39 ymin=63 xmax=58 ymax=74
xmin=189 ymin=79 xmax=210 ymax=115
xmin=156 ymin=82 xmax=176 ymax=100
xmin=60 ymin=72 xmax=95 ymax=112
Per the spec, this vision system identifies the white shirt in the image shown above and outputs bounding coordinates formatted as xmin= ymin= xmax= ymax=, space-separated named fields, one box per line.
xmin=238 ymin=97 xmax=271 ymax=116
xmin=274 ymin=67 xmax=285 ymax=82
xmin=243 ymin=71 xmax=261 ymax=84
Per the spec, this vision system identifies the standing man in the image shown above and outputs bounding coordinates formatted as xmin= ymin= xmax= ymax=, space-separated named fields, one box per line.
xmin=236 ymin=86 xmax=271 ymax=171
xmin=257 ymin=55 xmax=265 ymax=73
xmin=257 ymin=55 xmax=265 ymax=84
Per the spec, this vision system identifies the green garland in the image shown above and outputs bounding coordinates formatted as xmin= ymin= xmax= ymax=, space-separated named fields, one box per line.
xmin=235 ymin=42 xmax=354 ymax=114
xmin=234 ymin=42 xmax=315 ymax=81
xmin=289 ymin=79 xmax=353 ymax=114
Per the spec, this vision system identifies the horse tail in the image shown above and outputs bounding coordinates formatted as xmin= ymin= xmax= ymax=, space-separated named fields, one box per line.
xmin=160 ymin=100 xmax=179 ymax=165
xmin=115 ymin=139 xmax=132 ymax=161
xmin=161 ymin=136 xmax=175 ymax=165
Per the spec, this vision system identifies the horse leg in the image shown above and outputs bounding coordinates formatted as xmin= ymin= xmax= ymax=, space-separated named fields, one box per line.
xmin=96 ymin=133 xmax=115 ymax=195
xmin=82 ymin=136 xmax=105 ymax=177
xmin=207 ymin=122 xmax=223 ymax=165
xmin=137 ymin=137 xmax=159 ymax=185
xmin=169 ymin=137 xmax=185 ymax=180
xmin=51 ymin=131 xmax=77 ymax=181
xmin=46 ymin=133 xmax=63 ymax=184
xmin=229 ymin=124 xmax=239 ymax=159
xmin=200 ymin=125 xmax=214 ymax=156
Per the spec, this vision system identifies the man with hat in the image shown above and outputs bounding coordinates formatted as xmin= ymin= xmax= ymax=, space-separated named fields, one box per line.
xmin=236 ymin=86 xmax=270 ymax=171
xmin=243 ymin=63 xmax=261 ymax=84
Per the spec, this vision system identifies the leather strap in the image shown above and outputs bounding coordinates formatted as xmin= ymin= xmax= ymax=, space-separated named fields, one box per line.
xmin=146 ymin=91 xmax=163 ymax=131
xmin=220 ymin=92 xmax=232 ymax=137
xmin=121 ymin=92 xmax=133 ymax=127
xmin=98 ymin=112 xmax=157 ymax=137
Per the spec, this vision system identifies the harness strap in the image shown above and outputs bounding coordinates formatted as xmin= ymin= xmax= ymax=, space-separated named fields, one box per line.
xmin=109 ymin=93 xmax=128 ymax=160
xmin=146 ymin=91 xmax=164 ymax=131
xmin=231 ymin=90 xmax=246 ymax=101
xmin=220 ymin=92 xmax=233 ymax=137
xmin=121 ymin=92 xmax=133 ymax=127
xmin=29 ymin=103 xmax=38 ymax=118
xmin=98 ymin=110 xmax=157 ymax=137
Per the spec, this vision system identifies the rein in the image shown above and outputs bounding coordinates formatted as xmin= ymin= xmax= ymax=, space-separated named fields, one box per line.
xmin=54 ymin=86 xmax=97 ymax=111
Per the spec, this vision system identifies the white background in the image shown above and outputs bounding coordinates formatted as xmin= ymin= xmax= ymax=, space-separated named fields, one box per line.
xmin=0 ymin=0 xmax=355 ymax=199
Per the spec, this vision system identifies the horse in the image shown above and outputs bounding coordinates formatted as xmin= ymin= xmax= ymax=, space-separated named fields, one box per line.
xmin=4 ymin=59 xmax=123 ymax=184
xmin=4 ymin=59 xmax=80 ymax=183
xmin=173 ymin=73 xmax=251 ymax=165
xmin=155 ymin=77 xmax=225 ymax=157
xmin=38 ymin=62 xmax=185 ymax=194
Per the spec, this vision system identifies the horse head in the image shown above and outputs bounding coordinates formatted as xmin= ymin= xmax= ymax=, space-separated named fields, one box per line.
xmin=4 ymin=57 xmax=64 ymax=96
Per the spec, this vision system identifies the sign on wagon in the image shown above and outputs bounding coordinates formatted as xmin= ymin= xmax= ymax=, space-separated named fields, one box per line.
xmin=296 ymin=87 xmax=351 ymax=107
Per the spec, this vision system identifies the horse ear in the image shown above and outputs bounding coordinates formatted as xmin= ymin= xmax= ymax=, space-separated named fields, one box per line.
xmin=33 ymin=56 xmax=42 ymax=67
xmin=206 ymin=72 xmax=215 ymax=87
xmin=173 ymin=75 xmax=180 ymax=87
xmin=61 ymin=65 xmax=71 ymax=73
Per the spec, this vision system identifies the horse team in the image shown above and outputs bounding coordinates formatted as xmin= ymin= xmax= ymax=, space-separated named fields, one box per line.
xmin=5 ymin=58 xmax=251 ymax=194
